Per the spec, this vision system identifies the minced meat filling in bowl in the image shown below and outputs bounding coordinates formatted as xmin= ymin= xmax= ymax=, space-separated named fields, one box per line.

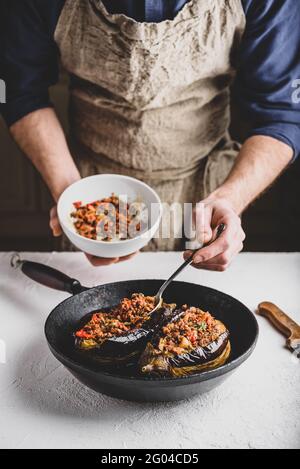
xmin=71 ymin=194 xmax=145 ymax=241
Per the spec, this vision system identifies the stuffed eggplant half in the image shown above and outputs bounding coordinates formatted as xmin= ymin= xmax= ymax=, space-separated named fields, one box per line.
xmin=74 ymin=293 xmax=175 ymax=364
xmin=139 ymin=305 xmax=231 ymax=377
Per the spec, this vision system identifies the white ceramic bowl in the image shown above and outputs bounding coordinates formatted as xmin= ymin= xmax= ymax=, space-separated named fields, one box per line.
xmin=57 ymin=174 xmax=162 ymax=258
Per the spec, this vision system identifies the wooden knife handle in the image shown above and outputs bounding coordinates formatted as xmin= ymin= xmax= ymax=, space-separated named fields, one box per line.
xmin=257 ymin=302 xmax=300 ymax=347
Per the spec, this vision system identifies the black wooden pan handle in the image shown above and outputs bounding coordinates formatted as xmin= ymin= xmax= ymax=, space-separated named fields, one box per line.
xmin=11 ymin=254 xmax=88 ymax=295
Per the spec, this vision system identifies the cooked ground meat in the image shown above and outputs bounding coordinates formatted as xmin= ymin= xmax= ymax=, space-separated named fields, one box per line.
xmin=157 ymin=306 xmax=227 ymax=356
xmin=71 ymin=194 xmax=143 ymax=241
xmin=75 ymin=293 xmax=155 ymax=344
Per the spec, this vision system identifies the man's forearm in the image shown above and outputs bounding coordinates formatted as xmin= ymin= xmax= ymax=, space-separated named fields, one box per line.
xmin=208 ymin=135 xmax=294 ymax=214
xmin=10 ymin=108 xmax=80 ymax=202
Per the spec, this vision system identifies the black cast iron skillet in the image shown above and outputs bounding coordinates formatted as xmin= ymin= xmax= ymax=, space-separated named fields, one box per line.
xmin=12 ymin=256 xmax=259 ymax=402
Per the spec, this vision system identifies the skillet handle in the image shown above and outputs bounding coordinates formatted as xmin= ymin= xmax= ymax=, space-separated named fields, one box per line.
xmin=11 ymin=254 xmax=88 ymax=295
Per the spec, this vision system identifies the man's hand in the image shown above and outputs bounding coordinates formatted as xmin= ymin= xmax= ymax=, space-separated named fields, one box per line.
xmin=184 ymin=135 xmax=293 ymax=272
xmin=10 ymin=109 xmax=138 ymax=267
xmin=50 ymin=206 xmax=138 ymax=266
xmin=50 ymin=206 xmax=63 ymax=238
xmin=184 ymin=197 xmax=245 ymax=271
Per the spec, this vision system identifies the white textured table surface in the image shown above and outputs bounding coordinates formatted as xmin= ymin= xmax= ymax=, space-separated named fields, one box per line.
xmin=0 ymin=251 xmax=299 ymax=449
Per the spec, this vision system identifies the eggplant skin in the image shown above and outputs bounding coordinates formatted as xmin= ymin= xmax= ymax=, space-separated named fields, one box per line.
xmin=75 ymin=327 xmax=150 ymax=364
xmin=163 ymin=341 xmax=231 ymax=377
xmin=140 ymin=338 xmax=231 ymax=377
xmin=74 ymin=305 xmax=176 ymax=365
xmin=139 ymin=321 xmax=231 ymax=377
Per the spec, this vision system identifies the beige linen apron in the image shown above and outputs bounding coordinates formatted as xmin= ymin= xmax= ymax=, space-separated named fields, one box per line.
xmin=55 ymin=0 xmax=246 ymax=251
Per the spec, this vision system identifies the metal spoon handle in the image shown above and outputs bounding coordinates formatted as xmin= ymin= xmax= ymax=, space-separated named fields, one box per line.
xmin=156 ymin=223 xmax=226 ymax=301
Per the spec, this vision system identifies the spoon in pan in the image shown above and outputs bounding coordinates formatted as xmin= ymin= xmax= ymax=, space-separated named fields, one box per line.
xmin=150 ymin=223 xmax=226 ymax=314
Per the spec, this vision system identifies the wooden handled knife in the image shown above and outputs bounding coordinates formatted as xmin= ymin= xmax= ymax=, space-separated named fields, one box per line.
xmin=257 ymin=302 xmax=300 ymax=357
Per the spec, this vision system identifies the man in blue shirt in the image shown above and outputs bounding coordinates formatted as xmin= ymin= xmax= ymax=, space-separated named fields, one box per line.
xmin=1 ymin=1 xmax=300 ymax=269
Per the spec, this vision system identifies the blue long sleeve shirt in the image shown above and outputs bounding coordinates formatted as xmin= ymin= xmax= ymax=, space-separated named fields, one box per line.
xmin=1 ymin=0 xmax=300 ymax=159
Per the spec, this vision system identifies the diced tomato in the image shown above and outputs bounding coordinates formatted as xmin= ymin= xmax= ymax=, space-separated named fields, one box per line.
xmin=75 ymin=330 xmax=93 ymax=339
